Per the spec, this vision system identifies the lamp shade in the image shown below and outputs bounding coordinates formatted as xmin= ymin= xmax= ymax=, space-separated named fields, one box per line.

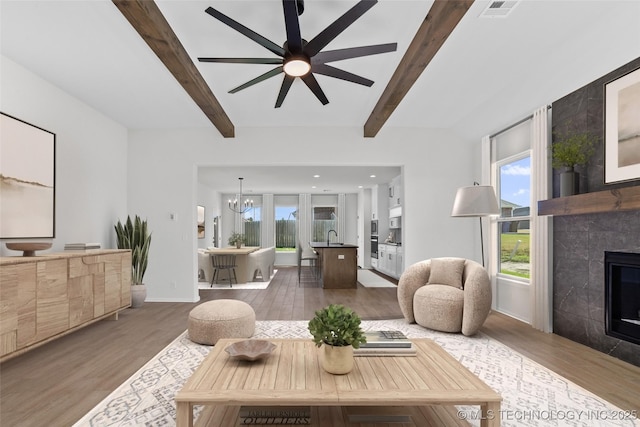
xmin=451 ymin=185 xmax=500 ymax=217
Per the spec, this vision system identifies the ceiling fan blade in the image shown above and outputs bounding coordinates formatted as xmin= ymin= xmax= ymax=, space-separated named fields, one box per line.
xmin=312 ymin=43 xmax=397 ymax=64
xmin=312 ymin=64 xmax=373 ymax=87
xmin=205 ymin=7 xmax=285 ymax=57
xmin=198 ymin=57 xmax=283 ymax=65
xmin=229 ymin=67 xmax=283 ymax=93
xmin=301 ymin=73 xmax=329 ymax=105
xmin=304 ymin=0 xmax=377 ymax=57
xmin=282 ymin=0 xmax=303 ymax=53
xmin=275 ymin=75 xmax=295 ymax=108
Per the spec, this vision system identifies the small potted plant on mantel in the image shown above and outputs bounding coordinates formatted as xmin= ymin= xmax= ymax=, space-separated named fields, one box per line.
xmin=228 ymin=232 xmax=246 ymax=249
xmin=551 ymin=128 xmax=597 ymax=197
xmin=308 ymin=304 xmax=367 ymax=374
xmin=114 ymin=215 xmax=152 ymax=308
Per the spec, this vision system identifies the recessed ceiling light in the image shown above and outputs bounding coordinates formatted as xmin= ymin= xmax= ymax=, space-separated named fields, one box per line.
xmin=370 ymin=175 xmax=376 ymax=178
xmin=312 ymin=186 xmax=317 ymax=189
xmin=358 ymin=185 xmax=363 ymax=188
xmin=313 ymin=174 xmax=320 ymax=178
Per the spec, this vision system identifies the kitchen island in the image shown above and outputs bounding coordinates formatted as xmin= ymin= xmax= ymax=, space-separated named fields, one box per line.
xmin=310 ymin=242 xmax=358 ymax=289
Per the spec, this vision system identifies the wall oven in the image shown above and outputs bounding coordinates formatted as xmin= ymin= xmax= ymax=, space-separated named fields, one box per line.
xmin=371 ymin=236 xmax=378 ymax=259
xmin=371 ymin=220 xmax=378 ymax=236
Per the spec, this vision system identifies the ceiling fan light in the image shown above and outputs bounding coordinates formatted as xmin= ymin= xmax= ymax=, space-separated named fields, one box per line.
xmin=283 ymin=58 xmax=311 ymax=77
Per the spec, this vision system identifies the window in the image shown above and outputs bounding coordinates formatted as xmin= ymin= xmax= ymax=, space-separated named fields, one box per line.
xmin=313 ymin=206 xmax=336 ymax=242
xmin=496 ymin=155 xmax=531 ymax=279
xmin=275 ymin=205 xmax=296 ymax=251
xmin=243 ymin=206 xmax=261 ymax=247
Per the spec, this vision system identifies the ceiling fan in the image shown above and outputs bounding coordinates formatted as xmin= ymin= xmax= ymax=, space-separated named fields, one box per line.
xmin=198 ymin=0 xmax=398 ymax=108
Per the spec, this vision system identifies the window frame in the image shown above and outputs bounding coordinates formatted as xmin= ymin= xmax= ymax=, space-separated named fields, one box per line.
xmin=495 ymin=150 xmax=532 ymax=283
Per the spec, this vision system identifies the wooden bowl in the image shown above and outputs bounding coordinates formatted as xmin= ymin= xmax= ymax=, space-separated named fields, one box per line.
xmin=5 ymin=242 xmax=52 ymax=257
xmin=225 ymin=340 xmax=276 ymax=361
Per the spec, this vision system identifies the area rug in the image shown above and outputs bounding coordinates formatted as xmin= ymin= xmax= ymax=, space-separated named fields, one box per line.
xmin=357 ymin=269 xmax=397 ymax=288
xmin=198 ymin=270 xmax=277 ymax=290
xmin=73 ymin=320 xmax=639 ymax=427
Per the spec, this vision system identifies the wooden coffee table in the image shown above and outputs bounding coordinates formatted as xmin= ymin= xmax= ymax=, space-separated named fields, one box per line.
xmin=175 ymin=338 xmax=501 ymax=427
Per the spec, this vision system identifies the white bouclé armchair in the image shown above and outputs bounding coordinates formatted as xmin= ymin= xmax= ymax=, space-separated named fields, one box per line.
xmin=397 ymin=257 xmax=492 ymax=336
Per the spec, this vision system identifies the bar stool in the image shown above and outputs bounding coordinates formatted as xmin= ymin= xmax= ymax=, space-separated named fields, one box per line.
xmin=297 ymin=242 xmax=318 ymax=284
xmin=210 ymin=254 xmax=238 ymax=287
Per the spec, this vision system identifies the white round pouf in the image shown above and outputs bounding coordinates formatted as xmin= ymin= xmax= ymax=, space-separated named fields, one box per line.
xmin=188 ymin=299 xmax=255 ymax=345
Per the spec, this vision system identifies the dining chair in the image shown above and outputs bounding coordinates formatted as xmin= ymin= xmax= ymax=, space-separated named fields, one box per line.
xmin=210 ymin=254 xmax=238 ymax=287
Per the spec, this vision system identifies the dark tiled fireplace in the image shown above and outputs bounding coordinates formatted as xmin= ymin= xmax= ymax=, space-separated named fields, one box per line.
xmin=605 ymin=251 xmax=640 ymax=346
xmin=550 ymin=56 xmax=640 ymax=367
xmin=553 ymin=211 xmax=640 ymax=367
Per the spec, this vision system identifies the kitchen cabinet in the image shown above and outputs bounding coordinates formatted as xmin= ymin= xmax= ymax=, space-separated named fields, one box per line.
xmin=371 ymin=184 xmax=389 ymax=221
xmin=378 ymin=245 xmax=386 ymax=272
xmin=375 ymin=243 xmax=401 ymax=279
xmin=386 ymin=246 xmax=397 ymax=277
xmin=396 ymin=246 xmax=404 ymax=278
xmin=310 ymin=243 xmax=358 ymax=289
xmin=388 ymin=175 xmax=402 ymax=208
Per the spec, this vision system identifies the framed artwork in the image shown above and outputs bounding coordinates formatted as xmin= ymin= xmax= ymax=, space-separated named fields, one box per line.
xmin=0 ymin=112 xmax=56 ymax=238
xmin=197 ymin=205 xmax=205 ymax=239
xmin=605 ymin=66 xmax=640 ymax=184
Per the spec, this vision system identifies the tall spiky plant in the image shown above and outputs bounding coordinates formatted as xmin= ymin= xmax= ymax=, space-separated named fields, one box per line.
xmin=114 ymin=215 xmax=151 ymax=285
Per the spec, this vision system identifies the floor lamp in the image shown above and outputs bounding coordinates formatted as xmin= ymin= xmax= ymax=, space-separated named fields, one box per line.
xmin=451 ymin=182 xmax=500 ymax=267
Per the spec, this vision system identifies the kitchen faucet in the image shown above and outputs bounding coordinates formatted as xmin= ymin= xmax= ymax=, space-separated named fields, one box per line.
xmin=327 ymin=229 xmax=337 ymax=246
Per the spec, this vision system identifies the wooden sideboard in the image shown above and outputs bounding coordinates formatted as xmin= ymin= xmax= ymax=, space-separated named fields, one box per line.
xmin=0 ymin=249 xmax=131 ymax=362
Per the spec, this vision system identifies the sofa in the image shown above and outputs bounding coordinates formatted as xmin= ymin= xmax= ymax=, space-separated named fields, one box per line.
xmin=247 ymin=246 xmax=276 ymax=282
xmin=397 ymin=257 xmax=492 ymax=336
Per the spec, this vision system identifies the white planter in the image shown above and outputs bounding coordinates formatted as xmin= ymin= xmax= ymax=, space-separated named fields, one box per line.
xmin=131 ymin=284 xmax=147 ymax=308
xmin=321 ymin=344 xmax=354 ymax=374
xmin=560 ymin=168 xmax=579 ymax=197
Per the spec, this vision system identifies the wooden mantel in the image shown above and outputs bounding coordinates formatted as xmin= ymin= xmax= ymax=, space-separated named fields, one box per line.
xmin=538 ymin=186 xmax=640 ymax=216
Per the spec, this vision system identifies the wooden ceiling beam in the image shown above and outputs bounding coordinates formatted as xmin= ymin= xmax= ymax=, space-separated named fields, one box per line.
xmin=112 ymin=0 xmax=235 ymax=137
xmin=363 ymin=0 xmax=474 ymax=138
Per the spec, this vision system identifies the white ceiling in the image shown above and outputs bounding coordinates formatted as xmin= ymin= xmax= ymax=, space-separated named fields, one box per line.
xmin=198 ymin=165 xmax=402 ymax=194
xmin=2 ymin=0 xmax=639 ymax=193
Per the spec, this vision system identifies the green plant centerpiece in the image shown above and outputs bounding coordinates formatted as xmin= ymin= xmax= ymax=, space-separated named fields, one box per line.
xmin=308 ymin=304 xmax=367 ymax=374
xmin=228 ymin=232 xmax=246 ymax=248
xmin=115 ymin=215 xmax=151 ymax=308
xmin=551 ymin=128 xmax=597 ymax=197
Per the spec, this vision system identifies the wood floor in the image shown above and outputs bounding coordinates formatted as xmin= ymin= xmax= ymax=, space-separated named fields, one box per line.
xmin=1 ymin=266 xmax=638 ymax=426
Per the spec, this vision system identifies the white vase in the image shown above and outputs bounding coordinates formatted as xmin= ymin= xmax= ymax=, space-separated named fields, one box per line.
xmin=322 ymin=344 xmax=354 ymax=374
xmin=131 ymin=284 xmax=147 ymax=308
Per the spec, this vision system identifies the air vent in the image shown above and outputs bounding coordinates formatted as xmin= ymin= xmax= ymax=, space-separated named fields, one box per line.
xmin=480 ymin=0 xmax=520 ymax=18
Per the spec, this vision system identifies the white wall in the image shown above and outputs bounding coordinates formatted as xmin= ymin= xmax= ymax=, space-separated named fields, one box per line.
xmin=197 ymin=182 xmax=219 ymax=249
xmin=127 ymin=126 xmax=480 ymax=302
xmin=0 ymin=56 xmax=128 ymax=255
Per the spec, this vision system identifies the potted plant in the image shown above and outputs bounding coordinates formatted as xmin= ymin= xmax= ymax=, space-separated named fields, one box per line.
xmin=115 ymin=215 xmax=151 ymax=308
xmin=308 ymin=304 xmax=367 ymax=374
xmin=228 ymin=232 xmax=246 ymax=249
xmin=551 ymin=128 xmax=597 ymax=196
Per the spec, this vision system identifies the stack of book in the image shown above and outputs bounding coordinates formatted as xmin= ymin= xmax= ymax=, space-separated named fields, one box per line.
xmin=354 ymin=330 xmax=416 ymax=357
xmin=64 ymin=242 xmax=101 ymax=250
